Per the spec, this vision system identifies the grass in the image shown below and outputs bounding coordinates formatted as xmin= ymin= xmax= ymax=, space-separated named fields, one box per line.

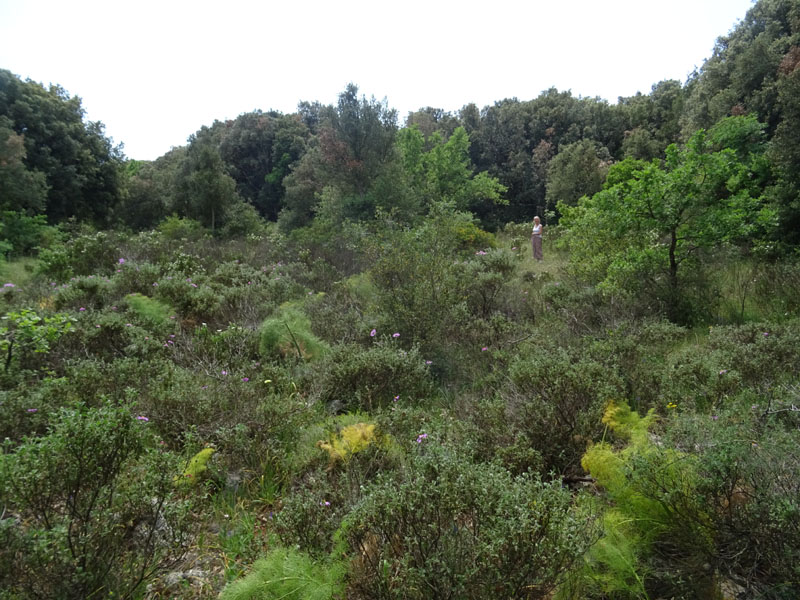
xmin=0 ymin=257 xmax=38 ymax=287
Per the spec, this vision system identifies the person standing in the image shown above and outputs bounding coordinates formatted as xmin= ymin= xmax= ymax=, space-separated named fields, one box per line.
xmin=531 ymin=216 xmax=543 ymax=261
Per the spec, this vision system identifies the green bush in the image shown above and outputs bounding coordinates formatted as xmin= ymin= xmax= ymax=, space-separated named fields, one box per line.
xmin=502 ymin=343 xmax=623 ymax=475
xmin=0 ymin=402 xmax=191 ymax=599
xmin=662 ymin=405 xmax=800 ymax=598
xmin=309 ymin=341 xmax=434 ymax=413
xmin=341 ymin=446 xmax=595 ymax=600
xmin=53 ymin=274 xmax=113 ymax=310
xmin=37 ymin=230 xmax=123 ymax=281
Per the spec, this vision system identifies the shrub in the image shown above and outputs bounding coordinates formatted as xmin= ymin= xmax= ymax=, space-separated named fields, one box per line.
xmin=309 ymin=341 xmax=434 ymax=413
xmin=341 ymin=446 xmax=595 ymax=600
xmin=0 ymin=403 xmax=191 ymax=599
xmin=0 ymin=309 xmax=75 ymax=381
xmin=53 ymin=275 xmax=114 ymax=310
xmin=663 ymin=404 xmax=800 ymax=598
xmin=37 ymin=230 xmax=122 ymax=281
xmin=502 ymin=344 xmax=623 ymax=475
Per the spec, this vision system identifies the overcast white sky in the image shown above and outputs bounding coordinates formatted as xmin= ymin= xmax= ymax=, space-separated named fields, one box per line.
xmin=1 ymin=0 xmax=754 ymax=161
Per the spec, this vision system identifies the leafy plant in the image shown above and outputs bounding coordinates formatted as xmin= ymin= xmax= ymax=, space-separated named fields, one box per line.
xmin=341 ymin=446 xmax=596 ymax=600
xmin=0 ymin=402 xmax=191 ymax=599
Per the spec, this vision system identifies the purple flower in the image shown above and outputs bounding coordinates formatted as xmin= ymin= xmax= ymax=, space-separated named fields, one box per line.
xmin=320 ymin=500 xmax=331 ymax=507
xmin=27 ymin=408 xmax=37 ymax=413
xmin=719 ymin=369 xmax=728 ymax=375
xmin=481 ymin=346 xmax=488 ymax=352
xmin=370 ymin=328 xmax=376 ymax=337
xmin=393 ymin=395 xmax=399 ymax=402
xmin=711 ymin=415 xmax=719 ymax=421
xmin=152 ymin=282 xmax=158 ymax=287
xmin=242 ymin=377 xmax=249 ymax=382
xmin=416 ymin=433 xmax=428 ymax=443
xmin=136 ymin=416 xmax=149 ymax=422
xmin=118 ymin=258 xmax=125 ymax=264
xmin=763 ymin=332 xmax=769 ymax=337
xmin=221 ymin=370 xmax=228 ymax=376
xmin=126 ymin=323 xmax=132 ymax=327
xmin=392 ymin=332 xmax=400 ymax=338
xmin=79 ymin=307 xmax=85 ymax=312
xmin=3 ymin=283 xmax=15 ymax=288
xmin=425 ymin=360 xmax=432 ymax=365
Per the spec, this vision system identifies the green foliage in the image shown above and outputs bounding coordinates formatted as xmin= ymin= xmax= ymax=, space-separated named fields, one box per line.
xmin=174 ymin=128 xmax=242 ymax=233
xmin=397 ymin=125 xmax=507 ymax=214
xmin=0 ymin=402 xmax=190 ymax=599
xmin=0 ymin=211 xmax=53 ymax=256
xmin=341 ymin=446 xmax=596 ymax=600
xmin=574 ymin=401 xmax=701 ymax=599
xmin=0 ymin=119 xmax=48 ymax=216
xmin=0 ymin=69 xmax=122 ymax=225
xmin=218 ymin=547 xmax=345 ymax=600
xmin=559 ymin=128 xmax=777 ymax=323
xmin=176 ymin=446 xmax=216 ymax=488
xmin=154 ymin=215 xmax=206 ymax=241
xmin=37 ymin=230 xmax=122 ymax=281
xmin=125 ymin=292 xmax=175 ymax=327
xmin=259 ymin=304 xmax=329 ymax=362
xmin=0 ymin=308 xmax=74 ymax=379
xmin=368 ymin=208 xmax=501 ymax=370
xmin=545 ymin=139 xmax=610 ymax=213
xmin=317 ymin=422 xmax=380 ymax=465
xmin=310 ymin=341 xmax=434 ymax=413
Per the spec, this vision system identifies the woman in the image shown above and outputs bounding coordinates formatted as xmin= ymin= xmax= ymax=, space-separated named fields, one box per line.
xmin=531 ymin=216 xmax=543 ymax=261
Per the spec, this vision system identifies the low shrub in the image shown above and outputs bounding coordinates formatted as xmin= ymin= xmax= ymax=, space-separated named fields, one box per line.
xmin=0 ymin=402 xmax=191 ymax=599
xmin=502 ymin=343 xmax=622 ymax=475
xmin=309 ymin=341 xmax=434 ymax=413
xmin=341 ymin=446 xmax=595 ymax=600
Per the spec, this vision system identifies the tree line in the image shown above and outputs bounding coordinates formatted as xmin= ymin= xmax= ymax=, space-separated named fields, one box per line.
xmin=2 ymin=0 xmax=799 ymax=246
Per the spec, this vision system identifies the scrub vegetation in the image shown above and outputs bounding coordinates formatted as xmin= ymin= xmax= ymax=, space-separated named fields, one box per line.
xmin=2 ymin=1 xmax=800 ymax=598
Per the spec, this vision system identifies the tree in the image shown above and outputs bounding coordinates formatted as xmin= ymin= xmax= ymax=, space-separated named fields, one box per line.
xmin=173 ymin=128 xmax=241 ymax=233
xmin=545 ymin=139 xmax=611 ymax=214
xmin=0 ymin=70 xmax=122 ymax=224
xmin=559 ymin=125 xmax=776 ymax=323
xmin=217 ymin=111 xmax=309 ymax=220
xmin=0 ymin=117 xmax=48 ymax=214
xmin=280 ymin=84 xmax=399 ymax=229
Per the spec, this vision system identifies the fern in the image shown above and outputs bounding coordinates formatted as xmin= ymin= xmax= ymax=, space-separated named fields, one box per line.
xmin=218 ymin=547 xmax=345 ymax=600
xmin=125 ymin=292 xmax=175 ymax=327
xmin=317 ymin=422 xmax=377 ymax=464
xmin=568 ymin=401 xmax=710 ymax=599
xmin=259 ymin=304 xmax=329 ymax=362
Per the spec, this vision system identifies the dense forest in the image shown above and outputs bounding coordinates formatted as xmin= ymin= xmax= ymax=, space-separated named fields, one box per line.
xmin=1 ymin=1 xmax=799 ymax=598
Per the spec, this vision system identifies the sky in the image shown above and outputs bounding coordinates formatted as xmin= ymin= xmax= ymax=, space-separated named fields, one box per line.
xmin=0 ymin=0 xmax=755 ymax=161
